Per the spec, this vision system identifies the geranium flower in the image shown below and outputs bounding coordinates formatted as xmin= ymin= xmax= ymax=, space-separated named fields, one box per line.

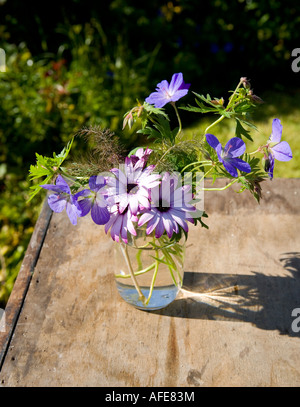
xmin=106 ymin=155 xmax=161 ymax=216
xmin=138 ymin=172 xmax=195 ymax=239
xmin=145 ymin=72 xmax=190 ymax=108
xmin=76 ymin=175 xmax=110 ymax=225
xmin=264 ymin=118 xmax=293 ymax=179
xmin=40 ymin=175 xmax=83 ymax=225
xmin=206 ymin=134 xmax=251 ymax=177
xmin=104 ymin=204 xmax=137 ymax=244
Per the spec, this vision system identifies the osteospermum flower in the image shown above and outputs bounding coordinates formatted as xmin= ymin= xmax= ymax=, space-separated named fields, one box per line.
xmin=104 ymin=204 xmax=137 ymax=244
xmin=138 ymin=172 xmax=195 ymax=239
xmin=145 ymin=72 xmax=190 ymax=108
xmin=40 ymin=175 xmax=83 ymax=225
xmin=264 ymin=118 xmax=293 ymax=179
xmin=128 ymin=147 xmax=153 ymax=170
xmin=206 ymin=134 xmax=251 ymax=178
xmin=76 ymin=175 xmax=110 ymax=225
xmin=106 ymin=154 xmax=161 ymax=216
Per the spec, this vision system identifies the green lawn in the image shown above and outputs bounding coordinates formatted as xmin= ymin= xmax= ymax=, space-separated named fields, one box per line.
xmin=182 ymin=90 xmax=299 ymax=178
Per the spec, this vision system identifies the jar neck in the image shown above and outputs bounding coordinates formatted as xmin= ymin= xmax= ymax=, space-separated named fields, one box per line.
xmin=126 ymin=227 xmax=186 ymax=250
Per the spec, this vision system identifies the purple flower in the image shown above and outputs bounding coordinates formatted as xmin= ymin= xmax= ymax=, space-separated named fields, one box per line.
xmin=206 ymin=134 xmax=251 ymax=177
xmin=138 ymin=172 xmax=195 ymax=239
xmin=40 ymin=175 xmax=83 ymax=225
xmin=76 ymin=175 xmax=110 ymax=225
xmin=265 ymin=118 xmax=293 ymax=179
xmin=145 ymin=73 xmax=190 ymax=108
xmin=104 ymin=204 xmax=137 ymax=244
xmin=128 ymin=147 xmax=153 ymax=170
xmin=106 ymin=155 xmax=161 ymax=216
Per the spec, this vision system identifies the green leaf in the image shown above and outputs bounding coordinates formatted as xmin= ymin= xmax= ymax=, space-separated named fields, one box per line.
xmin=143 ymin=102 xmax=169 ymax=120
xmin=27 ymin=137 xmax=74 ymax=202
xmin=138 ymin=115 xmax=177 ymax=144
xmin=235 ymin=118 xmax=253 ymax=141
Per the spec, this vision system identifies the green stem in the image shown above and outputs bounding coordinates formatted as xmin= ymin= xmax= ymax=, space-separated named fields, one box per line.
xmin=145 ymin=252 xmax=160 ymax=305
xmin=248 ymin=146 xmax=264 ymax=155
xmin=198 ymin=166 xmax=214 ymax=183
xmin=200 ymin=178 xmax=238 ymax=191
xmin=115 ymin=257 xmax=164 ymax=278
xmin=181 ymin=160 xmax=212 ymax=173
xmin=136 ymin=249 xmax=143 ymax=270
xmin=171 ymin=101 xmax=182 ymax=139
xmin=121 ymin=244 xmax=146 ymax=303
xmin=227 ymin=79 xmax=243 ymax=108
xmin=203 ymin=79 xmax=243 ymax=139
xmin=160 ymin=246 xmax=181 ymax=286
xmin=204 ymin=115 xmax=225 ymax=135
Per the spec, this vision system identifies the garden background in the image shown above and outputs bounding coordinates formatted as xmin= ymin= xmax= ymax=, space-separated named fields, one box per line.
xmin=0 ymin=0 xmax=299 ymax=307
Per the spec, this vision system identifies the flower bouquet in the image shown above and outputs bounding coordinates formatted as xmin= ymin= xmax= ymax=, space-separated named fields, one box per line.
xmin=28 ymin=73 xmax=293 ymax=310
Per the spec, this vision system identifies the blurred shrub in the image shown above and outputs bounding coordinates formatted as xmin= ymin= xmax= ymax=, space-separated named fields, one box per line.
xmin=0 ymin=22 xmax=155 ymax=306
xmin=2 ymin=0 xmax=299 ymax=93
xmin=1 ymin=0 xmax=300 ymax=305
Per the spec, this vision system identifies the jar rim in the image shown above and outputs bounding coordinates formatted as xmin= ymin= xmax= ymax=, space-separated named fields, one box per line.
xmin=125 ymin=232 xmax=186 ymax=250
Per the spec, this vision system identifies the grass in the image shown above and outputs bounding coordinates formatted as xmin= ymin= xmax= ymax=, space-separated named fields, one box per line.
xmin=182 ymin=89 xmax=300 ymax=178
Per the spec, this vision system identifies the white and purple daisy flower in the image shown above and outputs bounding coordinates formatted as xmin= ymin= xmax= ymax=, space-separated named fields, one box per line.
xmin=40 ymin=175 xmax=83 ymax=225
xmin=145 ymin=72 xmax=190 ymax=108
xmin=265 ymin=118 xmax=292 ymax=179
xmin=138 ymin=172 xmax=196 ymax=239
xmin=206 ymin=134 xmax=251 ymax=177
xmin=104 ymin=204 xmax=137 ymax=244
xmin=106 ymin=149 xmax=161 ymax=216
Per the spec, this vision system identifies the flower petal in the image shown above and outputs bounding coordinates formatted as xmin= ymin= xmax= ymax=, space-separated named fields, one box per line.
xmin=162 ymin=213 xmax=174 ymax=238
xmin=146 ymin=214 xmax=160 ymax=235
xmin=47 ymin=194 xmax=66 ymax=212
xmin=138 ymin=211 xmax=154 ymax=227
xmin=91 ymin=203 xmax=110 ymax=225
xmin=222 ymin=159 xmax=238 ymax=177
xmin=169 ymin=73 xmax=183 ymax=93
xmin=169 ymin=89 xmax=189 ymax=103
xmin=66 ymin=201 xmax=80 ymax=225
xmin=272 ymin=141 xmax=293 ymax=161
xmin=77 ymin=198 xmax=92 ymax=217
xmin=267 ymin=153 xmax=275 ymax=179
xmin=55 ymin=175 xmax=71 ymax=194
xmin=145 ymin=92 xmax=169 ymax=108
xmin=224 ymin=137 xmax=246 ymax=158
xmin=89 ymin=175 xmax=106 ymax=192
xmin=228 ymin=158 xmax=251 ymax=174
xmin=269 ymin=118 xmax=282 ymax=143
xmin=155 ymin=218 xmax=165 ymax=238
xmin=205 ymin=133 xmax=220 ymax=151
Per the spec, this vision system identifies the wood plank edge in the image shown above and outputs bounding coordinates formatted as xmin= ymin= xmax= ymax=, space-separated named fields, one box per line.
xmin=0 ymin=199 xmax=52 ymax=370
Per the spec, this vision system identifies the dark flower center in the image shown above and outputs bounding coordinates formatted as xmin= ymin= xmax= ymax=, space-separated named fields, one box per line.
xmin=127 ymin=183 xmax=138 ymax=194
xmin=157 ymin=198 xmax=170 ymax=212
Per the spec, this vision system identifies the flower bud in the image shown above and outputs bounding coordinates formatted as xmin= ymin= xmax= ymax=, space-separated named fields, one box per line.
xmin=240 ymin=77 xmax=251 ymax=89
xmin=211 ymin=97 xmax=224 ymax=106
xmin=248 ymin=90 xmax=264 ymax=104
xmin=122 ymin=112 xmax=134 ymax=130
xmin=263 ymin=157 xmax=271 ymax=173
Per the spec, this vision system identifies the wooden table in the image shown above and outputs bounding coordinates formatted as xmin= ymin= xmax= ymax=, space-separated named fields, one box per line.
xmin=0 ymin=178 xmax=300 ymax=387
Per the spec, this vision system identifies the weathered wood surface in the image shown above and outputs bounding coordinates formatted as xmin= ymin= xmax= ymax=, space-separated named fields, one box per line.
xmin=0 ymin=178 xmax=300 ymax=387
xmin=0 ymin=199 xmax=52 ymax=369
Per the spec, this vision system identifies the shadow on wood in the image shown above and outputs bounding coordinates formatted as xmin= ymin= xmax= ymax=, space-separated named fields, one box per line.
xmin=156 ymin=252 xmax=300 ymax=337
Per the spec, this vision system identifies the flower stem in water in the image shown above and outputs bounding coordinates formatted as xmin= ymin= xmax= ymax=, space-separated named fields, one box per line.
xmin=121 ymin=244 xmax=146 ymax=303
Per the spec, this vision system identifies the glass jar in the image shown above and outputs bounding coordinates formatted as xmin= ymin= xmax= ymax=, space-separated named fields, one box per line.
xmin=114 ymin=229 xmax=186 ymax=310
